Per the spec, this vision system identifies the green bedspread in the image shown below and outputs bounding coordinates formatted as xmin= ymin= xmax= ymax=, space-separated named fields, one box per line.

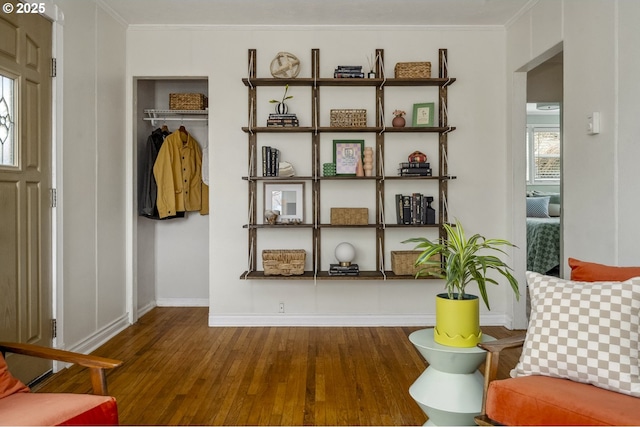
xmin=526 ymin=217 xmax=560 ymax=274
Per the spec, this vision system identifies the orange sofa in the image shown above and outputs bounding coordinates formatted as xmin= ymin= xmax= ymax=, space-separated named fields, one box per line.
xmin=475 ymin=259 xmax=640 ymax=426
xmin=0 ymin=341 xmax=122 ymax=426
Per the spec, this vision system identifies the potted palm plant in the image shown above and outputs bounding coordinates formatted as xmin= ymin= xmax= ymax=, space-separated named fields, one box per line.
xmin=404 ymin=219 xmax=520 ymax=348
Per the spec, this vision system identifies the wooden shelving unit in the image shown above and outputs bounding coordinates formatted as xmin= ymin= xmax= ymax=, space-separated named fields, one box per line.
xmin=241 ymin=48 xmax=456 ymax=280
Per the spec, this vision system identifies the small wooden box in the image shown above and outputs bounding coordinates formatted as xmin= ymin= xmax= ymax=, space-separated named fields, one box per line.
xmin=394 ymin=62 xmax=432 ymax=79
xmin=391 ymin=251 xmax=440 ymax=276
xmin=169 ymin=93 xmax=208 ymax=110
xmin=330 ymin=208 xmax=368 ymax=225
xmin=330 ymin=109 xmax=367 ymax=127
xmin=262 ymin=250 xmax=306 ymax=276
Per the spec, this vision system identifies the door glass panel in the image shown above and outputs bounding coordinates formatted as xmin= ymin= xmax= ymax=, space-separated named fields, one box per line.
xmin=0 ymin=74 xmax=16 ymax=166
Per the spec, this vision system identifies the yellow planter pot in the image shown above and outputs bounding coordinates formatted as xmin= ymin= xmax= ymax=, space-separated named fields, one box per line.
xmin=434 ymin=293 xmax=482 ymax=348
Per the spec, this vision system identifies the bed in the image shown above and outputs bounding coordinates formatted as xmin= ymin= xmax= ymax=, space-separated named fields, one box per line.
xmin=526 ymin=216 xmax=560 ymax=274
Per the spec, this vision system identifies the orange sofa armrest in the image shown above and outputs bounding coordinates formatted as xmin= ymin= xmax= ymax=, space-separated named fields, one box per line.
xmin=0 ymin=342 xmax=122 ymax=396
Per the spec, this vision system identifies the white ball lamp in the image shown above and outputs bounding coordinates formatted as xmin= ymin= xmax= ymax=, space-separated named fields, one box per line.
xmin=335 ymin=242 xmax=356 ymax=266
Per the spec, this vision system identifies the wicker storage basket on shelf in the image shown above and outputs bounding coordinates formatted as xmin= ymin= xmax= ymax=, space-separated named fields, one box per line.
xmin=330 ymin=109 xmax=367 ymax=127
xmin=169 ymin=93 xmax=208 ymax=110
xmin=262 ymin=249 xmax=306 ymax=276
xmin=391 ymin=251 xmax=441 ymax=276
xmin=330 ymin=208 xmax=368 ymax=225
xmin=394 ymin=62 xmax=432 ymax=79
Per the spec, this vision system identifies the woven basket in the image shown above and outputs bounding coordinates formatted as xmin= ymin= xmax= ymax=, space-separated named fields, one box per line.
xmin=394 ymin=62 xmax=432 ymax=79
xmin=391 ymin=251 xmax=441 ymax=276
xmin=169 ymin=93 xmax=208 ymax=110
xmin=262 ymin=250 xmax=306 ymax=276
xmin=330 ymin=109 xmax=367 ymax=127
xmin=330 ymin=208 xmax=368 ymax=225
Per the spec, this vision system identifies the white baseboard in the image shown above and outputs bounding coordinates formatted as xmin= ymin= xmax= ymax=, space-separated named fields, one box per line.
xmin=208 ymin=313 xmax=511 ymax=327
xmin=156 ymin=298 xmax=209 ymax=307
xmin=137 ymin=301 xmax=157 ymax=318
xmin=66 ymin=314 xmax=130 ymax=355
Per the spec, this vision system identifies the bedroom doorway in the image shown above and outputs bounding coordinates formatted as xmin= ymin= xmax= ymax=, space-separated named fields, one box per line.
xmin=526 ymin=51 xmax=563 ymax=278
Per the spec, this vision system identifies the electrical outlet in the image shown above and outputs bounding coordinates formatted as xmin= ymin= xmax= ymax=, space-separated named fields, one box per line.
xmin=279 ymin=302 xmax=285 ymax=313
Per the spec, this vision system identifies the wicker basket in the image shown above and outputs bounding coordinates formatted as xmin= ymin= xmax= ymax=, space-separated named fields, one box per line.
xmin=169 ymin=93 xmax=208 ymax=110
xmin=391 ymin=251 xmax=441 ymax=276
xmin=330 ymin=208 xmax=368 ymax=225
xmin=262 ymin=250 xmax=306 ymax=276
xmin=394 ymin=62 xmax=432 ymax=79
xmin=330 ymin=109 xmax=367 ymax=127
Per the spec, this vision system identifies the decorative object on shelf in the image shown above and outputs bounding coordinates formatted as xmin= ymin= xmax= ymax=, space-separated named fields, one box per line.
xmin=408 ymin=151 xmax=427 ymax=163
xmin=403 ymin=219 xmax=520 ymax=348
xmin=394 ymin=61 xmax=431 ymax=79
xmin=363 ymin=147 xmax=374 ymax=177
xmin=330 ymin=208 xmax=368 ymax=225
xmin=262 ymin=249 xmax=306 ymax=276
xmin=330 ymin=109 xmax=367 ymax=127
xmin=356 ymin=158 xmax=364 ymax=177
xmin=367 ymin=53 xmax=376 ymax=78
xmin=264 ymin=210 xmax=280 ymax=225
xmin=412 ymin=102 xmax=435 ymax=127
xmin=269 ymin=84 xmax=293 ymax=115
xmin=333 ymin=139 xmax=364 ymax=175
xmin=322 ymin=163 xmax=336 ymax=177
xmin=270 ymin=52 xmax=300 ymax=78
xmin=391 ymin=251 xmax=440 ymax=276
xmin=278 ymin=161 xmax=295 ymax=177
xmin=263 ymin=182 xmax=304 ymax=223
xmin=334 ymin=242 xmax=356 ymax=266
xmin=334 ymin=65 xmax=364 ymax=78
xmin=392 ymin=109 xmax=406 ymax=128
xmin=169 ymin=93 xmax=207 ymax=110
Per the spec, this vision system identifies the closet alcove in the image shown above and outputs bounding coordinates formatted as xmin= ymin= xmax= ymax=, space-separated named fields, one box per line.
xmin=134 ymin=77 xmax=209 ymax=313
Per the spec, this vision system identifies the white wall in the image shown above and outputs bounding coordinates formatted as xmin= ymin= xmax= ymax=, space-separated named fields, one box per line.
xmin=126 ymin=27 xmax=518 ymax=327
xmin=55 ymin=0 xmax=128 ymax=351
xmin=507 ymin=0 xmax=640 ymax=277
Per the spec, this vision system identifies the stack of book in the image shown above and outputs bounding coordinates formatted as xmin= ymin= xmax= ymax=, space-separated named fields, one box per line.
xmin=328 ymin=263 xmax=360 ymax=276
xmin=334 ymin=65 xmax=364 ymax=78
xmin=395 ymin=194 xmax=436 ymax=225
xmin=398 ymin=161 xmax=432 ymax=176
xmin=262 ymin=146 xmax=280 ymax=176
xmin=267 ymin=113 xmax=299 ymax=127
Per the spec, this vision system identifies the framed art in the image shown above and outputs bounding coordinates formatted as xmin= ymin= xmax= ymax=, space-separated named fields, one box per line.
xmin=412 ymin=102 xmax=435 ymax=127
xmin=264 ymin=182 xmax=305 ymax=223
xmin=333 ymin=139 xmax=364 ymax=176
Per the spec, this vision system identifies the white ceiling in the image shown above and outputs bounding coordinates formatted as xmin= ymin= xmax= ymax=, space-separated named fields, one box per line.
xmin=100 ymin=0 xmax=533 ymax=27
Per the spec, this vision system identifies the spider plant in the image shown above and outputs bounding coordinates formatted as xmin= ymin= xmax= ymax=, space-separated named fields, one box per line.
xmin=403 ymin=219 xmax=520 ymax=310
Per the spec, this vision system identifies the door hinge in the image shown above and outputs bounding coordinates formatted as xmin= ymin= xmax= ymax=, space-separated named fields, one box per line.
xmin=51 ymin=319 xmax=57 ymax=338
xmin=50 ymin=58 xmax=57 ymax=78
xmin=50 ymin=188 xmax=57 ymax=208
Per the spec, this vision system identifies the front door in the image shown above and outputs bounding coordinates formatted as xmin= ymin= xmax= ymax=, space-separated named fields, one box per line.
xmin=0 ymin=2 xmax=53 ymax=383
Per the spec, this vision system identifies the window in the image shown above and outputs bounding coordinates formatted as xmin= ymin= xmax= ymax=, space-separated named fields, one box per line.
xmin=0 ymin=74 xmax=16 ymax=167
xmin=526 ymin=125 xmax=560 ymax=184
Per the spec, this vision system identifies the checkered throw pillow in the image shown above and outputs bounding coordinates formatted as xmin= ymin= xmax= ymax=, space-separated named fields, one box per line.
xmin=512 ymin=272 xmax=640 ymax=397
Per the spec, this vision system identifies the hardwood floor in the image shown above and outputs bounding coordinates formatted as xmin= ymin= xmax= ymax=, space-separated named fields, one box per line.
xmin=34 ymin=307 xmax=523 ymax=425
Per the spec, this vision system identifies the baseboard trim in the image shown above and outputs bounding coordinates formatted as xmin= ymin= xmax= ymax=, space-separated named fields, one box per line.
xmin=208 ymin=313 xmax=510 ymax=327
xmin=66 ymin=314 xmax=130 ymax=355
xmin=137 ymin=301 xmax=157 ymax=318
xmin=156 ymin=298 xmax=209 ymax=307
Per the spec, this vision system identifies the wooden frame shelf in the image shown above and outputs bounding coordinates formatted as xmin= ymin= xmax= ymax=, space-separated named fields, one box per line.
xmin=241 ymin=48 xmax=455 ymax=280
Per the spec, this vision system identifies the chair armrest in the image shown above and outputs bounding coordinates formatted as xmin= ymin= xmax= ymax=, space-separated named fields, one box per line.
xmin=477 ymin=334 xmax=526 ymax=422
xmin=0 ymin=341 xmax=122 ymax=396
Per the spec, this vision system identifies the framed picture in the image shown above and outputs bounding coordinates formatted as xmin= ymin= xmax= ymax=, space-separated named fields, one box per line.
xmin=263 ymin=182 xmax=304 ymax=223
xmin=333 ymin=139 xmax=364 ymax=176
xmin=412 ymin=102 xmax=435 ymax=127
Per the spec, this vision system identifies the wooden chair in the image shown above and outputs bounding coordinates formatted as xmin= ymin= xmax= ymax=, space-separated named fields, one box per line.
xmin=474 ymin=334 xmax=526 ymax=426
xmin=0 ymin=341 xmax=123 ymax=426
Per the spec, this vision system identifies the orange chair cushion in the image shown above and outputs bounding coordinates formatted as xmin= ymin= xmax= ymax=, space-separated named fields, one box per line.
xmin=0 ymin=392 xmax=118 ymax=426
xmin=0 ymin=353 xmax=29 ymax=399
xmin=568 ymin=257 xmax=640 ymax=282
xmin=486 ymin=376 xmax=640 ymax=426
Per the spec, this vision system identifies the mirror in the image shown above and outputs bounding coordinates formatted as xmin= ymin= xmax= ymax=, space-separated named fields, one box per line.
xmin=264 ymin=182 xmax=304 ymax=223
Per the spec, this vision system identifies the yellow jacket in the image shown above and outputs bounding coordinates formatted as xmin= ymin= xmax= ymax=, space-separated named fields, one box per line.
xmin=153 ymin=130 xmax=209 ymax=218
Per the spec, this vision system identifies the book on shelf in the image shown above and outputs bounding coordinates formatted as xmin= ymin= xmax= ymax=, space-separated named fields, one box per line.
xmin=267 ymin=113 xmax=299 ymax=127
xmin=261 ymin=146 xmax=280 ymax=177
xmin=334 ymin=65 xmax=364 ymax=78
xmin=396 ymin=193 xmax=436 ymax=225
xmin=329 ymin=263 xmax=360 ymax=276
xmin=399 ymin=162 xmax=431 ymax=169
xmin=399 ymin=167 xmax=432 ymax=176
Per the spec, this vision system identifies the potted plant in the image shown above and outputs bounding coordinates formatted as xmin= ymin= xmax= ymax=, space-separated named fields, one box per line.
xmin=404 ymin=219 xmax=520 ymax=347
xmin=269 ymin=84 xmax=293 ymax=114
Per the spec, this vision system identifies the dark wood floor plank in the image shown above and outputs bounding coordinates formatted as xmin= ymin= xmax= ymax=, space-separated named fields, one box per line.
xmin=33 ymin=307 xmax=523 ymax=426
